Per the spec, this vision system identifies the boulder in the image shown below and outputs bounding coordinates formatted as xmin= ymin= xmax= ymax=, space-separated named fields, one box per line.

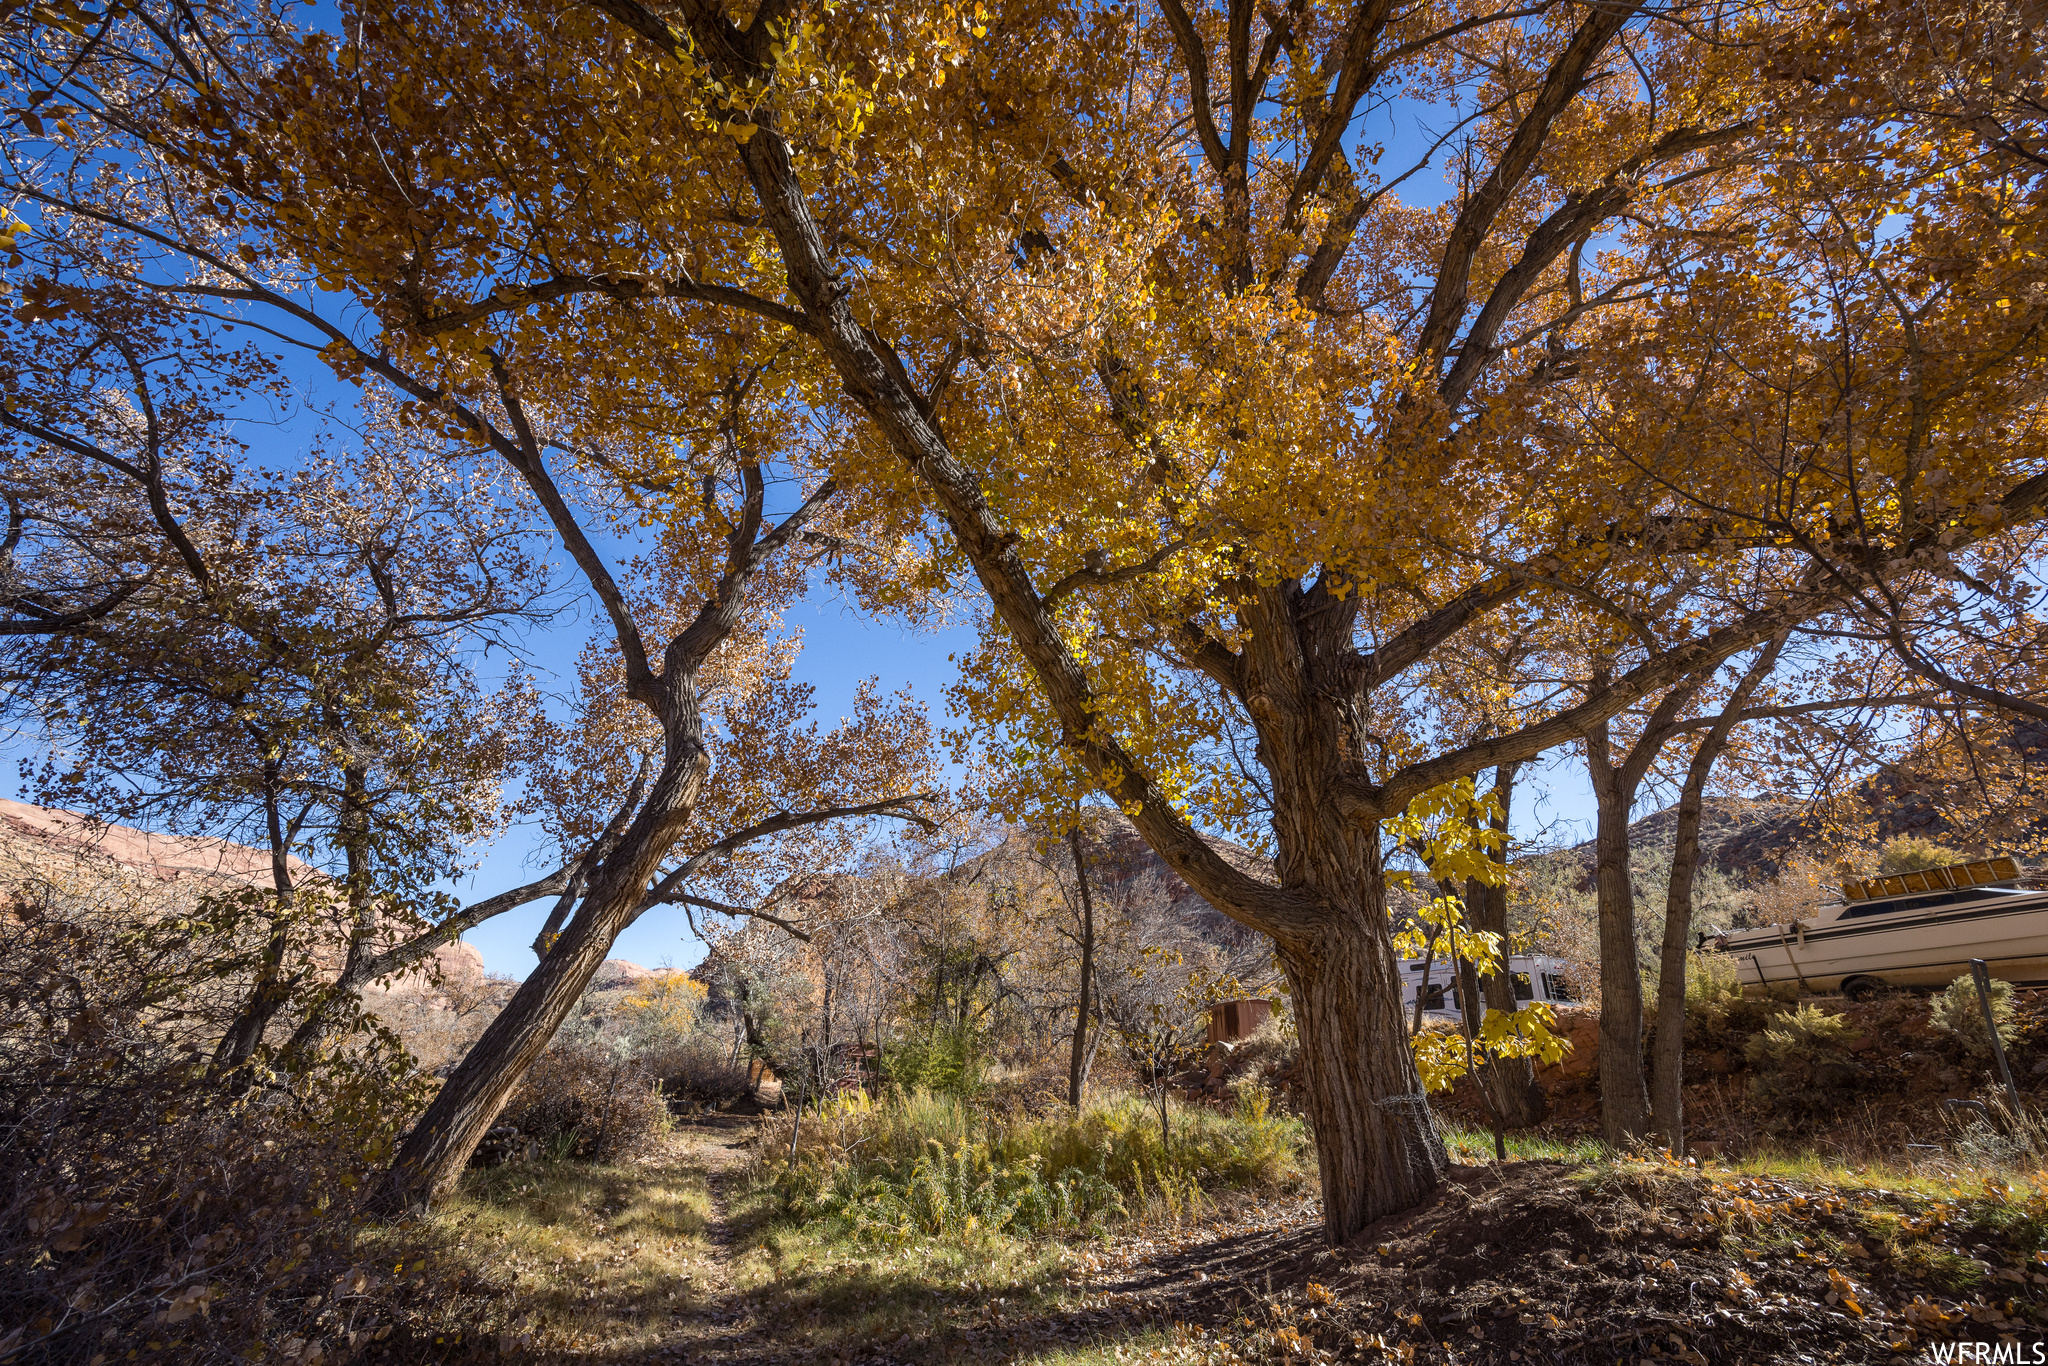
xmin=590 ymin=958 xmax=655 ymax=993
xmin=1537 ymin=1006 xmax=1602 ymax=1080
xmin=433 ymin=938 xmax=487 ymax=988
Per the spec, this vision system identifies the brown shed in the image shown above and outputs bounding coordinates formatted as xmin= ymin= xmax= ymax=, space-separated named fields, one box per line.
xmin=1207 ymin=997 xmax=1274 ymax=1045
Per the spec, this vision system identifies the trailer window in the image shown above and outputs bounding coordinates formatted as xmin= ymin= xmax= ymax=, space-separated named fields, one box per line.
xmin=1512 ymin=972 xmax=1534 ymax=1001
xmin=1542 ymin=972 xmax=1577 ymax=1002
xmin=1421 ymin=984 xmax=1447 ymax=1012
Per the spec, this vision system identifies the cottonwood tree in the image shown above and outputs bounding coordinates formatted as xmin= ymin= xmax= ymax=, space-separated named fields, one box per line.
xmin=2 ymin=48 xmax=946 ymax=1212
xmin=0 ymin=290 xmax=552 ymax=1075
xmin=1641 ymin=638 xmax=1788 ymax=1147
xmin=25 ymin=0 xmax=2048 ymax=1236
xmin=1548 ymin=608 xmax=1956 ymax=1143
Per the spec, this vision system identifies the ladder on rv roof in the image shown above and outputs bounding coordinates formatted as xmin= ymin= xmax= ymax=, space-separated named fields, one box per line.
xmin=1840 ymin=856 xmax=2022 ymax=903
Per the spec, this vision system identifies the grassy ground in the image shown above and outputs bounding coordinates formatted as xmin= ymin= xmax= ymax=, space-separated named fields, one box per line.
xmin=422 ymin=1133 xmax=717 ymax=1357
xmin=732 ymin=1189 xmax=1082 ymax=1362
xmin=1439 ymin=1123 xmax=1606 ymax=1165
xmin=393 ymin=1090 xmax=1314 ymax=1362
xmin=399 ymin=1093 xmax=2047 ymax=1364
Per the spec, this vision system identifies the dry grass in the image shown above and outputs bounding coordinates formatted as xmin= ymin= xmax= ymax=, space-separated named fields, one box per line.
xmin=424 ymin=1134 xmax=715 ymax=1356
xmin=392 ymin=1094 xmax=2047 ymax=1365
xmin=731 ymin=1199 xmax=1081 ymax=1361
xmin=1439 ymin=1123 xmax=1605 ymax=1165
xmin=410 ymin=1118 xmax=1125 ymax=1362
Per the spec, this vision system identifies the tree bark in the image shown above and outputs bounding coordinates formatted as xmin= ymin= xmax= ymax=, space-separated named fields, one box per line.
xmin=211 ymin=768 xmax=303 ymax=1079
xmin=1650 ymin=636 xmax=1784 ymax=1148
xmin=1276 ymin=888 xmax=1448 ymax=1235
xmin=1585 ymin=717 xmax=1651 ymax=1145
xmin=1067 ymin=824 xmax=1098 ymax=1109
xmin=1649 ymin=758 xmax=1708 ymax=1152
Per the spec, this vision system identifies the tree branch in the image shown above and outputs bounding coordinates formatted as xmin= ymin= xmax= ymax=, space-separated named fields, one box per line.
xmin=1436 ymin=121 xmax=1753 ymax=406
xmin=1413 ymin=0 xmax=1644 ymax=366
xmin=1339 ymin=605 xmax=1797 ymax=820
xmin=1042 ymin=539 xmax=1186 ymax=607
xmin=1157 ymin=0 xmax=1232 ymax=179
xmin=486 ymin=352 xmax=657 ymax=698
xmin=412 ymin=271 xmax=817 ymax=338
xmin=662 ymin=892 xmax=814 ymax=942
xmin=1348 ymin=570 xmax=1529 ymax=690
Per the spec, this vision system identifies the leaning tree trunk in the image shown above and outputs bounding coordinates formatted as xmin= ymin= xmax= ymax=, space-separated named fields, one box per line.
xmin=372 ymin=745 xmax=706 ymax=1212
xmin=1586 ymin=723 xmax=1652 ymax=1145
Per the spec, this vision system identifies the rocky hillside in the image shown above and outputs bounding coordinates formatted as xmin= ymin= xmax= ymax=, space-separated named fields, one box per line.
xmin=1537 ymin=717 xmax=2048 ymax=893
xmin=1543 ymin=794 xmax=1804 ymax=886
xmin=0 ymin=796 xmax=486 ymax=988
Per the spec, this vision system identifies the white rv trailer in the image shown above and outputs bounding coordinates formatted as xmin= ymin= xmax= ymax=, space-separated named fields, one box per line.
xmin=1402 ymin=952 xmax=1579 ymax=1022
xmin=1709 ymin=856 xmax=2048 ymax=998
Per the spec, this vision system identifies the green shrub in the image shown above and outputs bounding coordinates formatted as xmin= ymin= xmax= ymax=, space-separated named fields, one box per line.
xmin=766 ymin=1084 xmax=1309 ymax=1244
xmin=1930 ymin=975 xmax=2018 ymax=1061
xmin=798 ymin=1139 xmax=1127 ymax=1243
xmin=879 ymin=1025 xmax=985 ymax=1098
xmin=1744 ymin=1003 xmax=1866 ymax=1124
xmin=1686 ymin=950 xmax=1744 ymax=1010
xmin=1681 ymin=950 xmax=1747 ymax=1042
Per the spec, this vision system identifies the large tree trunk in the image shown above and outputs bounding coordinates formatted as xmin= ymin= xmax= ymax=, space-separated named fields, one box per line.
xmin=372 ymin=746 xmax=705 ymax=1213
xmin=1067 ymin=825 xmax=1098 ymax=1109
xmin=375 ymin=899 xmax=628 ymax=1212
xmin=1269 ymin=823 xmax=1446 ymax=1240
xmin=1464 ymin=764 xmax=1546 ymax=1127
xmin=1277 ymin=912 xmax=1446 ymax=1237
xmin=1585 ymin=721 xmax=1652 ymax=1145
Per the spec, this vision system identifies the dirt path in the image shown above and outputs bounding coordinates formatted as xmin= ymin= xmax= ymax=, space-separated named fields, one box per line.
xmin=641 ymin=1115 xmax=782 ymax=1366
